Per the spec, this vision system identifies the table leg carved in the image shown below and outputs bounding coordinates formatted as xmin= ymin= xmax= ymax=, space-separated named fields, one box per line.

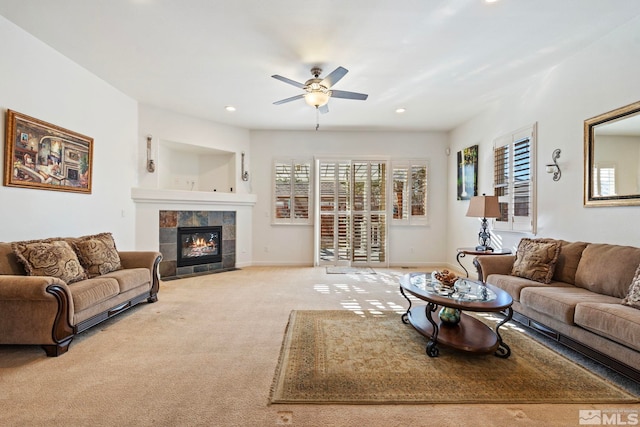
xmin=399 ymin=286 xmax=412 ymax=324
xmin=424 ymin=302 xmax=440 ymax=357
xmin=494 ymin=307 xmax=513 ymax=358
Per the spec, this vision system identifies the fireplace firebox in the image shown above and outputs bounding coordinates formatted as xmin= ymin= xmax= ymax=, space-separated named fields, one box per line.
xmin=176 ymin=226 xmax=222 ymax=267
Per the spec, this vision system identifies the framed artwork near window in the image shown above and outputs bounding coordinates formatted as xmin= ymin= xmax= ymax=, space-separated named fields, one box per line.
xmin=457 ymin=144 xmax=478 ymax=200
xmin=3 ymin=110 xmax=93 ymax=194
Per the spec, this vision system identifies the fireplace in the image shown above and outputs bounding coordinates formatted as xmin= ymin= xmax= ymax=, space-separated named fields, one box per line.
xmin=177 ymin=226 xmax=222 ymax=267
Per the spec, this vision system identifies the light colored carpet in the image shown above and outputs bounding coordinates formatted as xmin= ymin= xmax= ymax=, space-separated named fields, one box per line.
xmin=325 ymin=266 xmax=376 ymax=274
xmin=270 ymin=310 xmax=637 ymax=404
xmin=0 ymin=266 xmax=638 ymax=427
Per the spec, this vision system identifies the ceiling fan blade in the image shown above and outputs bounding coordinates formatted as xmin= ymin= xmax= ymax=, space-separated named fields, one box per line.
xmin=320 ymin=66 xmax=348 ymax=88
xmin=271 ymin=74 xmax=306 ymax=89
xmin=273 ymin=94 xmax=305 ymax=105
xmin=318 ymin=104 xmax=329 ymax=114
xmin=330 ymin=89 xmax=368 ymax=101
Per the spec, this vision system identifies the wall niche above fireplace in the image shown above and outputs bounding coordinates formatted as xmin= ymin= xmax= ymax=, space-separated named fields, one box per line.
xmin=159 ymin=140 xmax=235 ymax=193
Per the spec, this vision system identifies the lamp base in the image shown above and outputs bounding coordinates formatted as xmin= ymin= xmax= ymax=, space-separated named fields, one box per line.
xmin=475 ymin=245 xmax=494 ymax=252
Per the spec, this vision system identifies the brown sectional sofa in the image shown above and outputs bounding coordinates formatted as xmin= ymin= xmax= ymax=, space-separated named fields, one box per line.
xmin=474 ymin=240 xmax=640 ymax=381
xmin=0 ymin=236 xmax=162 ymax=357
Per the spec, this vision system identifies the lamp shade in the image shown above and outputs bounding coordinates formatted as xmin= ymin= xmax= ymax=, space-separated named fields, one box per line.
xmin=466 ymin=195 xmax=500 ymax=218
xmin=305 ymin=91 xmax=330 ymax=107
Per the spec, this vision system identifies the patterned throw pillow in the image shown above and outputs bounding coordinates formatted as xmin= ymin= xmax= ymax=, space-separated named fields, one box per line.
xmin=511 ymin=238 xmax=561 ymax=284
xmin=12 ymin=239 xmax=87 ymax=284
xmin=73 ymin=232 xmax=122 ymax=278
xmin=622 ymin=264 xmax=640 ymax=309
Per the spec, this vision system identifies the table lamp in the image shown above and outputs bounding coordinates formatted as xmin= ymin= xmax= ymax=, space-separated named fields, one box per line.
xmin=466 ymin=194 xmax=501 ymax=251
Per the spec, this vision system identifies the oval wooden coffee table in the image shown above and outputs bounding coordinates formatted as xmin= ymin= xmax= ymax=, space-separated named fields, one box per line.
xmin=399 ymin=272 xmax=513 ymax=358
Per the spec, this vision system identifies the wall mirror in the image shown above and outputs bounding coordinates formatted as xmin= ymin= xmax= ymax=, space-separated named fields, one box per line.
xmin=584 ymin=100 xmax=640 ymax=207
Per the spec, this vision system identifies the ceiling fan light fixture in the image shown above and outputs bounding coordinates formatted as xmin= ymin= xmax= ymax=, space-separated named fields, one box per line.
xmin=304 ymin=90 xmax=330 ymax=107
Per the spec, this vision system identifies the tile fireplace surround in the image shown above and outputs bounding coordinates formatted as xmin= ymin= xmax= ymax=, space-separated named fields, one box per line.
xmin=158 ymin=210 xmax=236 ymax=279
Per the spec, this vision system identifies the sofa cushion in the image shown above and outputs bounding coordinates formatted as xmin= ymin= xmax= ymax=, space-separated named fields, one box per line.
xmin=102 ymin=268 xmax=151 ymax=293
xmin=574 ymin=302 xmax=640 ymax=352
xmin=621 ymin=264 xmax=640 ymax=309
xmin=73 ymin=232 xmax=122 ymax=278
xmin=67 ymin=277 xmax=120 ymax=312
xmin=511 ymin=238 xmax=561 ymax=284
xmin=520 ymin=286 xmax=620 ymax=325
xmin=11 ymin=239 xmax=86 ymax=284
xmin=553 ymin=241 xmax=588 ymax=284
xmin=0 ymin=242 xmax=26 ymax=275
xmin=487 ymin=274 xmax=572 ymax=302
xmin=575 ymin=244 xmax=640 ymax=298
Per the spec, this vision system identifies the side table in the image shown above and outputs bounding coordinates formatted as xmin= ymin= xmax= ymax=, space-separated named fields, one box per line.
xmin=456 ymin=247 xmax=512 ymax=279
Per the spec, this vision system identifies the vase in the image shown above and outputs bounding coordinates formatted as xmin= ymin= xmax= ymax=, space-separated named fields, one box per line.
xmin=439 ymin=307 xmax=461 ymax=325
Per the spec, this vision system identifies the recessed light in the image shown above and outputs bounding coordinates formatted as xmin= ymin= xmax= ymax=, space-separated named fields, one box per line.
xmin=225 ymin=106 xmax=236 ymax=112
xmin=485 ymin=0 xmax=499 ymax=3
xmin=395 ymin=108 xmax=406 ymax=114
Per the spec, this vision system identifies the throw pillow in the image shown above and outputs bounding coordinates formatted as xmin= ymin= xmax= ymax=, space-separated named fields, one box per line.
xmin=12 ymin=239 xmax=87 ymax=284
xmin=511 ymin=238 xmax=561 ymax=284
xmin=73 ymin=232 xmax=122 ymax=278
xmin=622 ymin=264 xmax=640 ymax=310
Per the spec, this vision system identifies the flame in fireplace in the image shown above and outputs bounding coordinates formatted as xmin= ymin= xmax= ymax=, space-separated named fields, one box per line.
xmin=183 ymin=233 xmax=217 ymax=258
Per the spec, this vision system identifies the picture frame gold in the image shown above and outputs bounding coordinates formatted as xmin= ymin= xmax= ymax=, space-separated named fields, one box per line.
xmin=3 ymin=110 xmax=93 ymax=194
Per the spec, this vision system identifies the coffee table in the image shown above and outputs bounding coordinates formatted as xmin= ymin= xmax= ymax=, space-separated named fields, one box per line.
xmin=399 ymin=272 xmax=513 ymax=358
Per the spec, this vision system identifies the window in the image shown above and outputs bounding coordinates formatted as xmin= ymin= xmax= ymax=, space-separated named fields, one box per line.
xmin=273 ymin=160 xmax=311 ymax=224
xmin=592 ymin=162 xmax=616 ymax=196
xmin=493 ymin=123 xmax=536 ymax=233
xmin=392 ymin=160 xmax=428 ymax=224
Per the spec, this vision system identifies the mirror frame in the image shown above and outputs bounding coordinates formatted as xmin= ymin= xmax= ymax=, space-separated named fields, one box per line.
xmin=584 ymin=100 xmax=640 ymax=207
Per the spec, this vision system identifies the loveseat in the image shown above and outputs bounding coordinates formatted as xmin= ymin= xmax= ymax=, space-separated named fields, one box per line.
xmin=474 ymin=238 xmax=640 ymax=381
xmin=0 ymin=233 xmax=162 ymax=356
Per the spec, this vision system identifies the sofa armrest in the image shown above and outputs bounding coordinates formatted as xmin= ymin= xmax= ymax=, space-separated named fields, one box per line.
xmin=0 ymin=275 xmax=74 ymax=350
xmin=118 ymin=251 xmax=162 ymax=271
xmin=0 ymin=275 xmax=68 ymax=300
xmin=474 ymin=255 xmax=516 ymax=283
xmin=118 ymin=251 xmax=163 ymax=299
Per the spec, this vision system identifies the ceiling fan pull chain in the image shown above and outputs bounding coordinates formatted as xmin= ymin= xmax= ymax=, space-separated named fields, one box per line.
xmin=316 ymin=107 xmax=320 ymax=131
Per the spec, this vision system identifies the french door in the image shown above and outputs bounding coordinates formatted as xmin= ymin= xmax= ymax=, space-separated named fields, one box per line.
xmin=315 ymin=159 xmax=388 ymax=267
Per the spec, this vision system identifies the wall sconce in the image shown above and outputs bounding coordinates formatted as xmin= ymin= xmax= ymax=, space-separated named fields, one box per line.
xmin=146 ymin=135 xmax=155 ymax=173
xmin=241 ymin=151 xmax=249 ymax=181
xmin=546 ymin=148 xmax=561 ymax=181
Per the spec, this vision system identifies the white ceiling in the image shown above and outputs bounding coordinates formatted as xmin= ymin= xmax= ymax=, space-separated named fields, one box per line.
xmin=2 ymin=0 xmax=640 ymax=132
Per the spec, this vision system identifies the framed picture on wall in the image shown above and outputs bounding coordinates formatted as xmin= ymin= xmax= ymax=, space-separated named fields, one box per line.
xmin=457 ymin=144 xmax=478 ymax=200
xmin=3 ymin=110 xmax=93 ymax=194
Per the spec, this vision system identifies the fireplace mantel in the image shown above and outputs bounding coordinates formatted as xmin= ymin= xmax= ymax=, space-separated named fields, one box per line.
xmin=131 ymin=188 xmax=257 ymax=206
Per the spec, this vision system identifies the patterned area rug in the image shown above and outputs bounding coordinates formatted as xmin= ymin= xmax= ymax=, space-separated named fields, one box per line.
xmin=325 ymin=267 xmax=376 ymax=274
xmin=270 ymin=310 xmax=638 ymax=404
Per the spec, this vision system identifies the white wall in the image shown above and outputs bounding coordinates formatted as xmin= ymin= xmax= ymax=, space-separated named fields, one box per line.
xmin=448 ymin=15 xmax=640 ymax=273
xmin=250 ymin=130 xmax=449 ymax=267
xmin=0 ymin=16 xmax=139 ymax=248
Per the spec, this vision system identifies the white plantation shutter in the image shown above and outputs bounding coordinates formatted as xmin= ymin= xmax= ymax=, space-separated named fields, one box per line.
xmin=392 ymin=161 xmax=428 ymax=224
xmin=493 ymin=124 xmax=536 ymax=233
xmin=393 ymin=167 xmax=409 ymax=220
xmin=293 ymin=164 xmax=310 ymax=219
xmin=273 ymin=160 xmax=312 ymax=224
xmin=317 ymin=159 xmax=388 ymax=266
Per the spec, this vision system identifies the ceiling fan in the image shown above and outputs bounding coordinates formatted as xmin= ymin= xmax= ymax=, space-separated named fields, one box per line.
xmin=271 ymin=66 xmax=368 ymax=114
